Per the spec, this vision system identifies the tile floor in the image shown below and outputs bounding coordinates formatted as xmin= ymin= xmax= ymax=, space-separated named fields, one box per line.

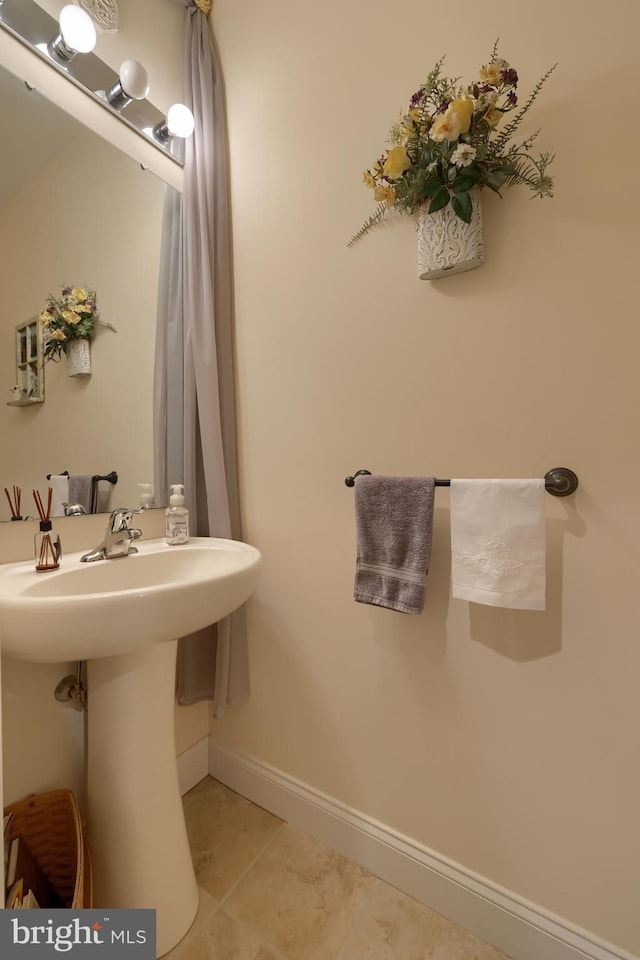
xmin=165 ymin=777 xmax=509 ymax=960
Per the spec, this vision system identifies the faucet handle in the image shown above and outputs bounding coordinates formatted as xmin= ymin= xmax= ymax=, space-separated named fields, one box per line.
xmin=110 ymin=507 xmax=143 ymax=531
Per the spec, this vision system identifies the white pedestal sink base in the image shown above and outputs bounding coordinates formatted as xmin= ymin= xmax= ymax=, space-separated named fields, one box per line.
xmin=87 ymin=640 xmax=198 ymax=958
xmin=0 ymin=537 xmax=262 ymax=955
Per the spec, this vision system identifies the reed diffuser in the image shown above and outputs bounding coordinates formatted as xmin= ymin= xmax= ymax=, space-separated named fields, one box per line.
xmin=4 ymin=486 xmax=22 ymax=520
xmin=32 ymin=488 xmax=61 ymax=572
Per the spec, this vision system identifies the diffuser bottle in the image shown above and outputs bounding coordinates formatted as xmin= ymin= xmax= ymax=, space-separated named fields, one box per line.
xmin=165 ymin=484 xmax=189 ymax=545
xmin=34 ymin=520 xmax=61 ymax=572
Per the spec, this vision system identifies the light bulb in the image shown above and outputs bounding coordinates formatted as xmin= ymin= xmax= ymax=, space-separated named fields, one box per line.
xmin=103 ymin=60 xmax=150 ymax=110
xmin=152 ymin=103 xmax=195 ymax=144
xmin=166 ymin=104 xmax=195 ymax=139
xmin=119 ymin=60 xmax=150 ymax=100
xmin=58 ymin=5 xmax=96 ymax=54
xmin=48 ymin=4 xmax=96 ymax=63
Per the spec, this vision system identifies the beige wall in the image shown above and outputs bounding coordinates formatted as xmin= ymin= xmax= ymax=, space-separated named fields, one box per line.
xmin=211 ymin=0 xmax=640 ymax=955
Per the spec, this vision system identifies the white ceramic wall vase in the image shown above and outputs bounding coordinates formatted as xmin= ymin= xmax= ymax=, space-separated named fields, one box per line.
xmin=66 ymin=338 xmax=92 ymax=377
xmin=417 ymin=186 xmax=484 ymax=280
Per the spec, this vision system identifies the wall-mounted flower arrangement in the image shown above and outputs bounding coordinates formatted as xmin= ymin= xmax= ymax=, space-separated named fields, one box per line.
xmin=39 ymin=286 xmax=116 ymax=376
xmin=349 ymin=43 xmax=556 ymax=279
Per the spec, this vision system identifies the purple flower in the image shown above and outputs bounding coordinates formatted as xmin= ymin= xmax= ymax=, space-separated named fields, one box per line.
xmin=501 ymin=68 xmax=519 ymax=86
xmin=437 ymin=99 xmax=450 ymax=114
xmin=62 ymin=286 xmax=72 ymax=295
xmin=477 ymin=84 xmax=493 ymax=94
xmin=409 ymin=89 xmax=423 ymax=109
xmin=507 ymin=90 xmax=518 ymax=106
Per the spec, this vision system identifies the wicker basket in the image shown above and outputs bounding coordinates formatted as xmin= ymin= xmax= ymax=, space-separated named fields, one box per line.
xmin=4 ymin=788 xmax=92 ymax=908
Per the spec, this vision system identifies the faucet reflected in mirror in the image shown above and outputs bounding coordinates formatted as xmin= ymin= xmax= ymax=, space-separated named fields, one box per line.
xmin=0 ymin=61 xmax=174 ymax=518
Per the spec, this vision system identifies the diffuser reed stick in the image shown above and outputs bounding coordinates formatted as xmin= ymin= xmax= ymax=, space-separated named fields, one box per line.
xmin=4 ymin=486 xmax=22 ymax=519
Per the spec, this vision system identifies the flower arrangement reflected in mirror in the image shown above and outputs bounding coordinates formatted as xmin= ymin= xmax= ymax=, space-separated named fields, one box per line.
xmin=39 ymin=286 xmax=115 ymax=364
xmin=349 ymin=42 xmax=556 ymax=276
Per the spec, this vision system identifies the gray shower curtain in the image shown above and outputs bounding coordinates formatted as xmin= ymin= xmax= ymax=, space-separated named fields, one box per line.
xmin=154 ymin=0 xmax=248 ymax=714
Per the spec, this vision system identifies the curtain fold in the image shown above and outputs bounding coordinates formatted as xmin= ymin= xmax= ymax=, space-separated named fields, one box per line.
xmin=153 ymin=184 xmax=184 ymax=502
xmin=154 ymin=0 xmax=248 ymax=714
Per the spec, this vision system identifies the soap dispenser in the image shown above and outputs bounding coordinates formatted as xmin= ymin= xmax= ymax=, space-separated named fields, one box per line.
xmin=138 ymin=483 xmax=156 ymax=509
xmin=165 ymin=484 xmax=189 ymax=545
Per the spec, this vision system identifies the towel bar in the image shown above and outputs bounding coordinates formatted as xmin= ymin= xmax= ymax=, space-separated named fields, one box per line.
xmin=92 ymin=471 xmax=118 ymax=485
xmin=344 ymin=467 xmax=579 ymax=497
xmin=46 ymin=471 xmax=118 ymax=485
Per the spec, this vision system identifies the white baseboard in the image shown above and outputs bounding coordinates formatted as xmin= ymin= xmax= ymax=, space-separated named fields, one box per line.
xmin=210 ymin=739 xmax=635 ymax=960
xmin=177 ymin=736 xmax=209 ymax=796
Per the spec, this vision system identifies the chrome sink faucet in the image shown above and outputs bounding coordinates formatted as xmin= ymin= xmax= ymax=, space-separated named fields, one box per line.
xmin=80 ymin=508 xmax=143 ymax=562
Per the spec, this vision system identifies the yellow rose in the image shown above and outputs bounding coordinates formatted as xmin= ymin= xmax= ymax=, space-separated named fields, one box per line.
xmin=479 ymin=60 xmax=507 ymax=86
xmin=430 ymin=111 xmax=462 ymax=143
xmin=39 ymin=311 xmax=51 ymax=325
xmin=72 ymin=287 xmax=88 ymax=302
xmin=374 ymin=184 xmax=396 ymax=206
xmin=448 ymin=98 xmax=474 ymax=135
xmin=362 ymin=171 xmax=376 ymax=189
xmin=50 ymin=330 xmax=66 ymax=341
xmin=62 ymin=309 xmax=80 ymax=324
xmin=383 ymin=146 xmax=411 ymax=180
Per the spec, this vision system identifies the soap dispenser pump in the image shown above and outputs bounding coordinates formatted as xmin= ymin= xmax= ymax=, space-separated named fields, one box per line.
xmin=165 ymin=483 xmax=189 ymax=545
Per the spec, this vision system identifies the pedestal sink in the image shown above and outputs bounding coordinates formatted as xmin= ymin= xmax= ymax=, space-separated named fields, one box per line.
xmin=0 ymin=536 xmax=261 ymax=957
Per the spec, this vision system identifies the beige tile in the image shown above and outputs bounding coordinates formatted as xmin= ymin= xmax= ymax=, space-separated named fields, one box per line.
xmin=161 ymin=887 xmax=217 ymax=958
xmin=169 ymin=909 xmax=279 ymax=960
xmin=343 ymin=881 xmax=508 ymax=960
xmin=184 ymin=777 xmax=284 ymax=900
xmin=224 ymin=825 xmax=376 ymax=960
xmin=183 ymin=775 xmax=217 ymax=807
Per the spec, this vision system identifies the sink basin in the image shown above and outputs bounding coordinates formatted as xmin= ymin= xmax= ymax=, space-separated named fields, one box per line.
xmin=0 ymin=536 xmax=261 ymax=662
xmin=0 ymin=534 xmax=261 ymax=958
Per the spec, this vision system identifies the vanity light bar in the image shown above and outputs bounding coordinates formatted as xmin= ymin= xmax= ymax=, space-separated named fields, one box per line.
xmin=0 ymin=0 xmax=184 ymax=166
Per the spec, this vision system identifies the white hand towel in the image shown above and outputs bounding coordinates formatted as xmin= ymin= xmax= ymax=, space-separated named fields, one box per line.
xmin=49 ymin=474 xmax=70 ymax=518
xmin=450 ymin=479 xmax=546 ymax=610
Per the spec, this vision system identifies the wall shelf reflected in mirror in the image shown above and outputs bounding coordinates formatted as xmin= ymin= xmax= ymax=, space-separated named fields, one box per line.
xmin=8 ymin=318 xmax=44 ymax=407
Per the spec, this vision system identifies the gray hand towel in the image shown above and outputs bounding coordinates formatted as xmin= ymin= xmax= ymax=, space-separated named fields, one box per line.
xmin=68 ymin=475 xmax=97 ymax=514
xmin=354 ymin=475 xmax=436 ymax=615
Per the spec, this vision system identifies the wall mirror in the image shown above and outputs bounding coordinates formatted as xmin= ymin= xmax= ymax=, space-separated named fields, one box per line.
xmin=0 ymin=59 xmax=175 ymax=519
